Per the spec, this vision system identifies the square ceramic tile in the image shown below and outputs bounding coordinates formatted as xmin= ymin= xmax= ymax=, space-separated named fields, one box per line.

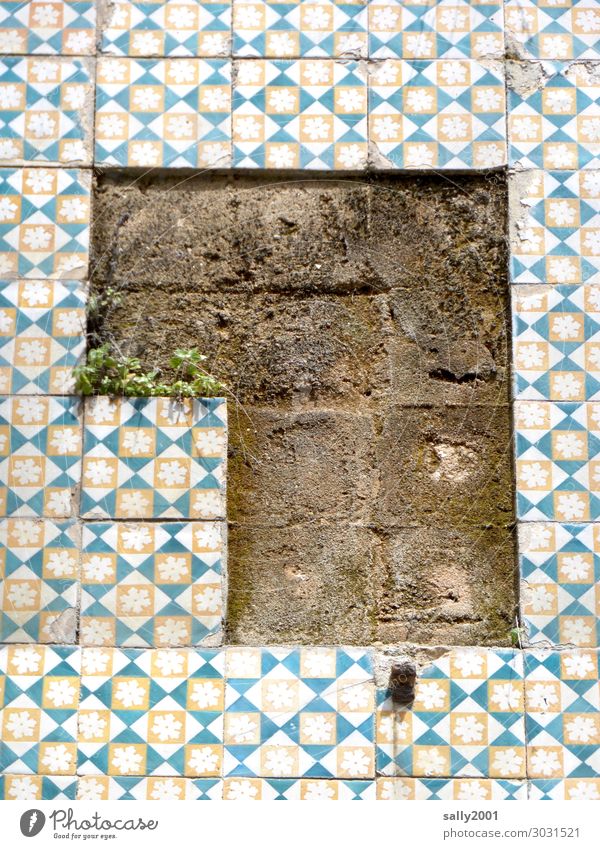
xmin=0 ymin=167 xmax=90 ymax=280
xmin=80 ymin=396 xmax=226 ymax=520
xmin=224 ymin=647 xmax=374 ymax=778
xmin=376 ymin=649 xmax=526 ymax=779
xmin=519 ymin=523 xmax=600 ymax=648
xmin=77 ymin=775 xmax=222 ymax=799
xmin=368 ymin=0 xmax=504 ymax=60
xmin=508 ymin=61 xmax=600 ymax=170
xmin=509 ymin=170 xmax=600 ymax=285
xmin=515 ymin=401 xmax=600 ymax=521
xmin=101 ymin=0 xmax=231 ymax=57
xmin=512 ymin=285 xmax=600 ymax=401
xmin=368 ymin=59 xmax=506 ymax=170
xmin=525 ymin=648 xmax=600 ymax=778
xmin=78 ymin=646 xmax=224 ymax=777
xmin=375 ymin=777 xmax=527 ymax=800
xmin=0 ymin=644 xmax=80 ymax=774
xmin=232 ymin=59 xmax=367 ymax=169
xmin=0 ymin=774 xmax=77 ymax=799
xmin=232 ymin=0 xmax=367 ymax=59
xmin=0 ymin=57 xmax=94 ymax=165
xmin=529 ymin=778 xmax=600 ymax=800
xmin=0 ymin=2 xmax=96 ymax=56
xmin=0 ymin=395 xmax=82 ymax=518
xmin=80 ymin=521 xmax=225 ymax=647
xmin=95 ymin=57 xmax=231 ymax=168
xmin=505 ymin=1 xmax=600 ymax=61
xmin=0 ymin=518 xmax=80 ymax=644
xmin=0 ymin=280 xmax=86 ymax=395
xmin=222 ymin=777 xmax=375 ymax=799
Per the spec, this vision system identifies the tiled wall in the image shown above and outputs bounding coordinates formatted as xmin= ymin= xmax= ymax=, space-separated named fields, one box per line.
xmin=1 ymin=0 xmax=600 ymax=801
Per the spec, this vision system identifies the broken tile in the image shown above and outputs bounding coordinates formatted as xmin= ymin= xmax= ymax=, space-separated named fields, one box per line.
xmin=0 ymin=1 xmax=96 ymax=56
xmin=0 ymin=518 xmax=80 ymax=643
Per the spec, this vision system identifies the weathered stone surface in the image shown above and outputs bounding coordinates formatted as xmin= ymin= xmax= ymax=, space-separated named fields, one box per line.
xmin=92 ymin=171 xmax=514 ymax=646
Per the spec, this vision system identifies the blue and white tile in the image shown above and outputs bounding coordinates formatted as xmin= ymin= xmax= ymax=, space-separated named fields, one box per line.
xmin=368 ymin=59 xmax=506 ymax=170
xmin=80 ymin=395 xmax=226 ymax=521
xmin=508 ymin=61 xmax=600 ymax=171
xmin=0 ymin=2 xmax=96 ymax=56
xmin=515 ymin=400 xmax=600 ymax=522
xmin=0 ymin=774 xmax=77 ymax=799
xmin=77 ymin=775 xmax=222 ymax=799
xmin=78 ymin=646 xmax=224 ymax=777
xmin=0 ymin=518 xmax=80 ymax=644
xmin=0 ymin=644 xmax=80 ymax=774
xmin=0 ymin=57 xmax=94 ymax=165
xmin=529 ymin=778 xmax=600 ymax=800
xmin=509 ymin=170 xmax=600 ymax=285
xmin=512 ymin=284 xmax=600 ymax=401
xmin=376 ymin=649 xmax=525 ymax=779
xmin=0 ymin=167 xmax=90 ymax=280
xmin=376 ymin=777 xmax=526 ymax=800
xmin=525 ymin=648 xmax=600 ymax=778
xmin=233 ymin=0 xmax=367 ymax=59
xmin=519 ymin=522 xmax=600 ymax=648
xmin=0 ymin=395 xmax=82 ymax=518
xmin=95 ymin=57 xmax=231 ymax=168
xmin=0 ymin=279 xmax=86 ymax=395
xmin=224 ymin=647 xmax=374 ymax=778
xmin=222 ymin=777 xmax=375 ymax=799
xmin=505 ymin=0 xmax=600 ymax=62
xmin=368 ymin=0 xmax=504 ymax=60
xmin=80 ymin=521 xmax=225 ymax=648
xmin=232 ymin=59 xmax=368 ymax=169
xmin=102 ymin=0 xmax=231 ymax=58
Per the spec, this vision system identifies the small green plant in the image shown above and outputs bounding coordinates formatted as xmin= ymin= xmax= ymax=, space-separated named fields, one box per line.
xmin=74 ymin=344 xmax=223 ymax=398
xmin=509 ymin=625 xmax=526 ymax=647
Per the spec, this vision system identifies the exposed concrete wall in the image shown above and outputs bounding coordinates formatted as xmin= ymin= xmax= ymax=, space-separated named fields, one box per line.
xmin=92 ymin=171 xmax=515 ymax=646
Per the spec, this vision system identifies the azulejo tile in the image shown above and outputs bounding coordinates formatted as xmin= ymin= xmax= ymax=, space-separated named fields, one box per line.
xmin=0 ymin=395 xmax=82 ymax=518
xmin=519 ymin=523 xmax=600 ymax=648
xmin=376 ymin=649 xmax=525 ymax=779
xmin=232 ymin=59 xmax=367 ymax=169
xmin=232 ymin=0 xmax=367 ymax=59
xmin=529 ymin=778 xmax=600 ymax=800
xmin=0 ymin=57 xmax=93 ymax=165
xmin=102 ymin=0 xmax=231 ymax=58
xmin=368 ymin=59 xmax=506 ymax=170
xmin=515 ymin=401 xmax=600 ymax=522
xmin=0 ymin=167 xmax=90 ymax=280
xmin=0 ymin=518 xmax=80 ymax=644
xmin=525 ymin=648 xmax=600 ymax=778
xmin=505 ymin=0 xmax=600 ymax=62
xmin=222 ymin=777 xmax=375 ymax=799
xmin=0 ymin=773 xmax=77 ymax=799
xmin=77 ymin=775 xmax=222 ymax=799
xmin=80 ymin=395 xmax=226 ymax=520
xmin=78 ymin=646 xmax=224 ymax=778
xmin=95 ymin=57 xmax=231 ymax=168
xmin=224 ymin=647 xmax=374 ymax=778
xmin=0 ymin=644 xmax=80 ymax=775
xmin=375 ymin=777 xmax=527 ymax=800
xmin=513 ymin=284 xmax=600 ymax=401
xmin=508 ymin=61 xmax=600 ymax=171
xmin=368 ymin=0 xmax=504 ymax=60
xmin=0 ymin=279 xmax=86 ymax=395
xmin=509 ymin=170 xmax=600 ymax=285
xmin=0 ymin=2 xmax=96 ymax=56
xmin=80 ymin=521 xmax=225 ymax=648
